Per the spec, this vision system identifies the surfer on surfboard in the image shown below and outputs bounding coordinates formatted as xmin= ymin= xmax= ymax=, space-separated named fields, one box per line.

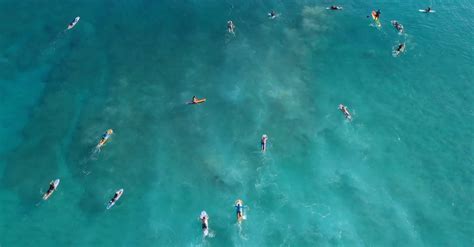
xmin=67 ymin=16 xmax=80 ymax=30
xmin=420 ymin=7 xmax=434 ymax=13
xmin=268 ymin=10 xmax=278 ymax=19
xmin=391 ymin=20 xmax=404 ymax=33
xmin=227 ymin=20 xmax=235 ymax=34
xmin=106 ymin=189 xmax=123 ymax=209
xmin=188 ymin=96 xmax=206 ymax=105
xmin=97 ymin=129 xmax=113 ymax=149
xmin=43 ymin=179 xmax=60 ymax=200
xmin=261 ymin=134 xmax=268 ymax=151
xmin=200 ymin=211 xmax=209 ymax=236
xmin=367 ymin=10 xmax=381 ymax=27
xmin=339 ymin=104 xmax=352 ymax=120
xmin=393 ymin=43 xmax=406 ymax=56
xmin=328 ymin=5 xmax=343 ymax=10
xmin=372 ymin=10 xmax=381 ymax=20
xmin=235 ymin=199 xmax=246 ymax=222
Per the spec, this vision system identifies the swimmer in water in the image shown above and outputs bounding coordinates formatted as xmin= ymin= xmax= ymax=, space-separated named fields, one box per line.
xmin=227 ymin=20 xmax=235 ymax=34
xmin=261 ymin=134 xmax=268 ymax=151
xmin=268 ymin=10 xmax=277 ymax=19
xmin=391 ymin=20 xmax=404 ymax=33
xmin=393 ymin=43 xmax=406 ymax=56
xmin=424 ymin=7 xmax=433 ymax=13
xmin=97 ymin=129 xmax=113 ymax=149
xmin=338 ymin=104 xmax=352 ymax=120
xmin=329 ymin=5 xmax=343 ymax=10
xmin=67 ymin=16 xmax=80 ymax=30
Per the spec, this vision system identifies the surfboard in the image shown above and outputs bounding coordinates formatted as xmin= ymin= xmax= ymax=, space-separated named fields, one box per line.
xmin=326 ymin=7 xmax=343 ymax=10
xmin=419 ymin=9 xmax=435 ymax=13
xmin=107 ymin=189 xmax=123 ymax=209
xmin=43 ymin=179 xmax=60 ymax=200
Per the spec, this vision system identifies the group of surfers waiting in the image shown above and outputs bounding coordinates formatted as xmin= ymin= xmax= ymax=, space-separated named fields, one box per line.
xmin=226 ymin=6 xmax=434 ymax=57
xmin=41 ymin=7 xmax=436 ymax=236
xmin=41 ymin=98 xmax=349 ymax=236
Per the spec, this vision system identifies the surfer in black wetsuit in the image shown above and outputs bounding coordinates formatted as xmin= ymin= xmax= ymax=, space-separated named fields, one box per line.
xmin=47 ymin=183 xmax=55 ymax=194
xmin=268 ymin=10 xmax=277 ymax=19
xmin=394 ymin=43 xmax=406 ymax=56
xmin=110 ymin=191 xmax=120 ymax=204
xmin=392 ymin=21 xmax=404 ymax=33
xmin=201 ymin=215 xmax=208 ymax=230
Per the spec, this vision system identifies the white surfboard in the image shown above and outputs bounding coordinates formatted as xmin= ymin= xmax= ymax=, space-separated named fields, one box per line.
xmin=106 ymin=189 xmax=123 ymax=209
xmin=43 ymin=179 xmax=60 ymax=200
xmin=419 ymin=9 xmax=435 ymax=13
xmin=67 ymin=16 xmax=80 ymax=30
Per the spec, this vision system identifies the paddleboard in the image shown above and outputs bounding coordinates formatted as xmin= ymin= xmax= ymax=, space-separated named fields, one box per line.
xmin=107 ymin=189 xmax=123 ymax=209
xmin=43 ymin=179 xmax=60 ymax=200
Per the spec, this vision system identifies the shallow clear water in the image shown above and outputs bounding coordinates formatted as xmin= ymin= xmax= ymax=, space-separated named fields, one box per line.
xmin=0 ymin=0 xmax=473 ymax=246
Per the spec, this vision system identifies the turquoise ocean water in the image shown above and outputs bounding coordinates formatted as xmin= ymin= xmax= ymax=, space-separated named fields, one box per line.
xmin=0 ymin=0 xmax=473 ymax=246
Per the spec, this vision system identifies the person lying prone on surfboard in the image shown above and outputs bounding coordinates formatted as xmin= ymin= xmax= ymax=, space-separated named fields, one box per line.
xmin=394 ymin=43 xmax=406 ymax=56
xmin=227 ymin=21 xmax=235 ymax=34
xmin=261 ymin=134 xmax=268 ymax=151
xmin=368 ymin=9 xmax=381 ymax=20
xmin=235 ymin=200 xmax=247 ymax=221
xmin=97 ymin=129 xmax=113 ymax=148
xmin=201 ymin=213 xmax=209 ymax=230
xmin=191 ymin=96 xmax=206 ymax=104
xmin=339 ymin=104 xmax=352 ymax=120
xmin=268 ymin=10 xmax=277 ymax=19
xmin=329 ymin=5 xmax=343 ymax=10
